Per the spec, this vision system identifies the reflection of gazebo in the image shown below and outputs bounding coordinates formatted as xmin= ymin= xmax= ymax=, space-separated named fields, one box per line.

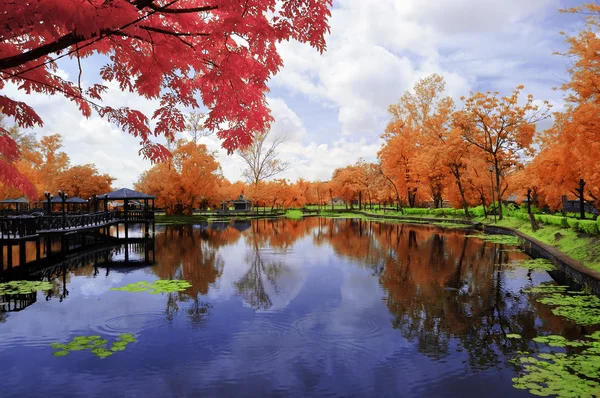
xmin=1 ymin=196 xmax=30 ymax=212
xmin=98 ymin=188 xmax=156 ymax=221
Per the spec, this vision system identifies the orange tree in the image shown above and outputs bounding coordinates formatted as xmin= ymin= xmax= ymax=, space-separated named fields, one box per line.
xmin=136 ymin=140 xmax=221 ymax=214
xmin=454 ymin=87 xmax=551 ymax=219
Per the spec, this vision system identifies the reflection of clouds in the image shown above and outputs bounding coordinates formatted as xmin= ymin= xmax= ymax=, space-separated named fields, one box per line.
xmin=0 ymin=221 xmax=559 ymax=397
xmin=0 ymin=270 xmax=165 ymax=348
xmin=79 ymin=273 xmax=125 ymax=297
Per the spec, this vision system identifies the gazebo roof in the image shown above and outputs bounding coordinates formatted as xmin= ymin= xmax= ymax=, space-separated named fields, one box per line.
xmin=67 ymin=197 xmax=88 ymax=204
xmin=50 ymin=196 xmax=88 ymax=203
xmin=1 ymin=196 xmax=29 ymax=204
xmin=98 ymin=188 xmax=156 ymax=200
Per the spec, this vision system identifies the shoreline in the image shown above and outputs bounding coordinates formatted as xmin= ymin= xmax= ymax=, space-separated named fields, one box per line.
xmin=155 ymin=211 xmax=600 ymax=292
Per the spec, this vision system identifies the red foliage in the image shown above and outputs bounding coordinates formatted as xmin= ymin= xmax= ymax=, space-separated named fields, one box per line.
xmin=0 ymin=132 xmax=36 ymax=198
xmin=0 ymin=0 xmax=332 ymax=160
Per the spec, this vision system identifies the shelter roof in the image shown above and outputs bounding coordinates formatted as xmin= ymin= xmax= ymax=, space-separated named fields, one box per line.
xmin=2 ymin=196 xmax=30 ymax=204
xmin=98 ymin=188 xmax=156 ymax=200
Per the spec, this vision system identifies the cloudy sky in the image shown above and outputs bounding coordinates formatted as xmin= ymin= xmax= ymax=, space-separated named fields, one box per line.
xmin=5 ymin=0 xmax=584 ymax=188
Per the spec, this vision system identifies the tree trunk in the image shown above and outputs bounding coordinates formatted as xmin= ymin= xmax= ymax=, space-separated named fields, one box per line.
xmin=577 ymin=178 xmax=586 ymax=219
xmin=494 ymin=161 xmax=503 ymax=220
xmin=455 ymin=172 xmax=469 ymax=217
xmin=480 ymin=192 xmax=487 ymax=218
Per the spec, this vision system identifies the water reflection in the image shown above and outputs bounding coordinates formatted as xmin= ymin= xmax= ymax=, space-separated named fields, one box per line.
xmin=0 ymin=218 xmax=593 ymax=397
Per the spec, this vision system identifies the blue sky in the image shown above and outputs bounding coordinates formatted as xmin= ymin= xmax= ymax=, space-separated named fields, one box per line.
xmin=4 ymin=0 xmax=584 ymax=188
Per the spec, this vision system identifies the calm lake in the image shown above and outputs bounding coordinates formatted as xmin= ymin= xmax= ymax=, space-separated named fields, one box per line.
xmin=0 ymin=218 xmax=596 ymax=397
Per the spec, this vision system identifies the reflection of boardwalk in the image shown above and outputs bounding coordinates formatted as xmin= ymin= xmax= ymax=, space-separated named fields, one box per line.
xmin=0 ymin=292 xmax=36 ymax=312
xmin=0 ymin=237 xmax=156 ymax=313
xmin=1 ymin=218 xmax=155 ymax=271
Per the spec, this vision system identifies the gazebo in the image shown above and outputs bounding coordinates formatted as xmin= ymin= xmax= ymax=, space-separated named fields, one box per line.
xmin=50 ymin=195 xmax=88 ymax=213
xmin=97 ymin=188 xmax=156 ymax=221
xmin=226 ymin=195 xmax=252 ymax=212
xmin=1 ymin=196 xmax=30 ymax=212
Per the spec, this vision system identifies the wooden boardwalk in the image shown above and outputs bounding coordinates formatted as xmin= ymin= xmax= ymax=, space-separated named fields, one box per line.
xmin=0 ymin=211 xmax=155 ymax=271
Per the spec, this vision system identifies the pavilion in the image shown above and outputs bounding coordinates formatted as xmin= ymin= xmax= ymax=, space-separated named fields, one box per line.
xmin=97 ymin=188 xmax=156 ymax=221
xmin=49 ymin=196 xmax=89 ymax=213
xmin=1 ymin=196 xmax=30 ymax=213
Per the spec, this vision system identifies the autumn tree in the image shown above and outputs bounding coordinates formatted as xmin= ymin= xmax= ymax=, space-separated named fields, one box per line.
xmin=0 ymin=0 xmax=333 ymax=172
xmin=238 ymin=129 xmax=290 ymax=186
xmin=136 ymin=140 xmax=221 ymax=214
xmin=55 ymin=164 xmax=114 ymax=199
xmin=0 ymin=113 xmax=36 ymax=198
xmin=454 ymin=87 xmax=551 ymax=219
xmin=526 ymin=3 xmax=600 ymax=213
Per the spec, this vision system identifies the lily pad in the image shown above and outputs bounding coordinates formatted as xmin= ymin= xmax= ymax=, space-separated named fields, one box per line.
xmin=511 ymin=335 xmax=600 ymax=397
xmin=0 ymin=280 xmax=53 ymax=295
xmin=51 ymin=334 xmax=137 ymax=359
xmin=526 ymin=284 xmax=600 ymax=326
xmin=513 ymin=258 xmax=556 ymax=272
xmin=507 ymin=333 xmax=522 ymax=339
xmin=466 ymin=234 xmax=520 ymax=245
xmin=110 ymin=280 xmax=192 ymax=294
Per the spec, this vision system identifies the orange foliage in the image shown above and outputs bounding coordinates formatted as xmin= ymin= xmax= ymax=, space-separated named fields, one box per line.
xmin=135 ymin=140 xmax=221 ymax=214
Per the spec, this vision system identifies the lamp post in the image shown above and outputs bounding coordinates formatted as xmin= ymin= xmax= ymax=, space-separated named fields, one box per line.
xmin=58 ymin=190 xmax=68 ymax=229
xmin=44 ymin=191 xmax=53 ymax=215
xmin=488 ymin=165 xmax=496 ymax=224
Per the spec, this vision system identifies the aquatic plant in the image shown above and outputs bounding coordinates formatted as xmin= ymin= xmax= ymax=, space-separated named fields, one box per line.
xmin=513 ymin=258 xmax=556 ymax=271
xmin=465 ymin=234 xmax=521 ymax=245
xmin=507 ymin=333 xmax=522 ymax=339
xmin=0 ymin=280 xmax=53 ymax=295
xmin=51 ymin=333 xmax=137 ymax=358
xmin=110 ymin=280 xmax=192 ymax=294
xmin=523 ymin=284 xmax=569 ymax=294
xmin=511 ymin=332 xmax=600 ymax=397
xmin=524 ymin=283 xmax=600 ymax=326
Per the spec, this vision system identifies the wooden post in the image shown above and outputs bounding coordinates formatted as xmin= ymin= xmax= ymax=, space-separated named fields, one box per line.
xmin=36 ymin=237 xmax=41 ymax=261
xmin=19 ymin=240 xmax=26 ymax=266
xmin=124 ymin=199 xmax=129 ymax=239
xmin=7 ymin=242 xmax=13 ymax=269
xmin=46 ymin=235 xmax=52 ymax=257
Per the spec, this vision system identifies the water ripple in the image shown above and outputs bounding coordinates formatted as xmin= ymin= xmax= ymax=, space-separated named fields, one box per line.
xmin=89 ymin=311 xmax=166 ymax=337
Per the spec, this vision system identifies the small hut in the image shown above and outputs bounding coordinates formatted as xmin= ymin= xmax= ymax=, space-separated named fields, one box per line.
xmin=232 ymin=195 xmax=252 ymax=212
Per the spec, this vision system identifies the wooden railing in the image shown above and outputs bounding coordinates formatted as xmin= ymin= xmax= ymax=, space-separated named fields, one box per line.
xmin=0 ymin=217 xmax=38 ymax=238
xmin=37 ymin=211 xmax=119 ymax=231
xmin=0 ymin=211 xmax=120 ymax=238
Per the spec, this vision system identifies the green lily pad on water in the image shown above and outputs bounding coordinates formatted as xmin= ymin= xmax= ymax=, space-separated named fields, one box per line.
xmin=465 ymin=234 xmax=521 ymax=246
xmin=513 ymin=258 xmax=556 ymax=272
xmin=511 ymin=334 xmax=600 ymax=397
xmin=0 ymin=280 xmax=53 ymax=295
xmin=525 ymin=283 xmax=600 ymax=326
xmin=507 ymin=333 xmax=523 ymax=339
xmin=110 ymin=280 xmax=192 ymax=294
xmin=51 ymin=333 xmax=137 ymax=359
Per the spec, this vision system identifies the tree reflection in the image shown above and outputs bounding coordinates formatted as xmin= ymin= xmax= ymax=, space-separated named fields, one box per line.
xmin=153 ymin=224 xmax=235 ymax=326
xmin=320 ymin=219 xmax=583 ymax=370
xmin=235 ymin=219 xmax=314 ymax=311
